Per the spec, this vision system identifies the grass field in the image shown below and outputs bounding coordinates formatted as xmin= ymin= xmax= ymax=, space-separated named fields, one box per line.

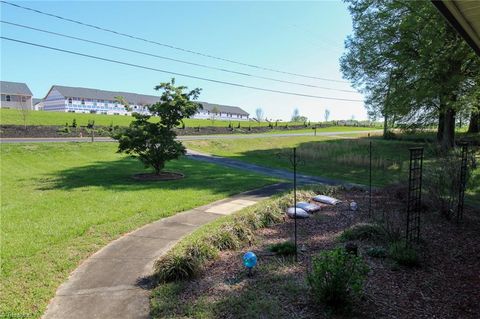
xmin=1 ymin=108 xmax=314 ymax=128
xmin=0 ymin=142 xmax=278 ymax=317
xmin=184 ymin=135 xmax=479 ymax=204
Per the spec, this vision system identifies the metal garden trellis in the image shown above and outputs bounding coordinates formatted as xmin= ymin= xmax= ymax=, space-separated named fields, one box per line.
xmin=405 ymin=147 xmax=424 ymax=246
xmin=456 ymin=143 xmax=469 ymax=223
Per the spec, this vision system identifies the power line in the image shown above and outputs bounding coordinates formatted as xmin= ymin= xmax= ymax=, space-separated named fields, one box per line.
xmin=0 ymin=36 xmax=363 ymax=102
xmin=1 ymin=20 xmax=358 ymax=94
xmin=0 ymin=0 xmax=350 ymax=84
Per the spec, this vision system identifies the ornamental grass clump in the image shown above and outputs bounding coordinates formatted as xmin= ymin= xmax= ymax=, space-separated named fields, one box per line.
xmin=154 ymin=193 xmax=289 ymax=283
xmin=307 ymin=248 xmax=368 ymax=311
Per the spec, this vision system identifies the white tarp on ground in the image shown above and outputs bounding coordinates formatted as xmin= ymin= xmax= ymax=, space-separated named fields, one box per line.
xmin=312 ymin=195 xmax=341 ymax=205
xmin=286 ymin=207 xmax=310 ymax=219
xmin=296 ymin=202 xmax=321 ymax=213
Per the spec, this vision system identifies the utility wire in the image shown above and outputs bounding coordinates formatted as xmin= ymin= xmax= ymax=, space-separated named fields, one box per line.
xmin=1 ymin=20 xmax=358 ymax=93
xmin=0 ymin=0 xmax=350 ymax=84
xmin=0 ymin=36 xmax=364 ymax=102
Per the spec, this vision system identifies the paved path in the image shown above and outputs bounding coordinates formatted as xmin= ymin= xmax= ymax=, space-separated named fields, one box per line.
xmin=42 ymin=183 xmax=290 ymax=319
xmin=186 ymin=149 xmax=354 ymax=187
xmin=1 ymin=130 xmax=380 ymax=143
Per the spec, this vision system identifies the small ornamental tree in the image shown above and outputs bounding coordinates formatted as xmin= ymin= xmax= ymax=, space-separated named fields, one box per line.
xmin=114 ymin=79 xmax=202 ymax=175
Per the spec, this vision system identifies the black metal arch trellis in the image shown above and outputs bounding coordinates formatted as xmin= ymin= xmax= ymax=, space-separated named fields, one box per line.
xmin=457 ymin=143 xmax=469 ymax=223
xmin=406 ymin=147 xmax=423 ymax=246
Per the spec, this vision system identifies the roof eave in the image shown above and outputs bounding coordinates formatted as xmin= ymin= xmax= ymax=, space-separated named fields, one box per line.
xmin=432 ymin=0 xmax=480 ymax=56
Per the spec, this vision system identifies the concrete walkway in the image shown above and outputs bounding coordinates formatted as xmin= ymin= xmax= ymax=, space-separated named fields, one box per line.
xmin=42 ymin=183 xmax=289 ymax=319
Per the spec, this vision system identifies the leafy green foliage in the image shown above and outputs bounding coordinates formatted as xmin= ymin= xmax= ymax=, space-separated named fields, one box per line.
xmin=366 ymin=246 xmax=388 ymax=258
xmin=307 ymin=248 xmax=368 ymax=311
xmin=341 ymin=0 xmax=480 ymax=148
xmin=338 ymin=223 xmax=385 ymax=242
xmin=268 ymin=241 xmax=296 ymax=256
xmin=114 ymin=79 xmax=201 ymax=174
xmin=388 ymin=241 xmax=419 ymax=267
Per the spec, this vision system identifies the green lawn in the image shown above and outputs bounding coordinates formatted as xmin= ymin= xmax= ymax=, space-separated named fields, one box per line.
xmin=0 ymin=142 xmax=278 ymax=317
xmin=184 ymin=135 xmax=479 ymax=205
xmin=184 ymin=135 xmax=412 ymax=186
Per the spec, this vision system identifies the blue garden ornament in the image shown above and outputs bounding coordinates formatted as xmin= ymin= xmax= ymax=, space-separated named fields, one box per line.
xmin=243 ymin=251 xmax=257 ymax=269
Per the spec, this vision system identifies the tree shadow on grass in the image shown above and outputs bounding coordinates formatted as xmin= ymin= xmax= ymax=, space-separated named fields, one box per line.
xmin=38 ymin=156 xmax=277 ymax=194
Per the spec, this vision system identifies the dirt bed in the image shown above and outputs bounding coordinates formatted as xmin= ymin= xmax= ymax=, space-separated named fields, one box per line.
xmin=160 ymin=189 xmax=480 ymax=318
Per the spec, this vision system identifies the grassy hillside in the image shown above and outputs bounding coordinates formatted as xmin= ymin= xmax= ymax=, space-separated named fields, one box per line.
xmin=0 ymin=109 xmax=313 ymax=128
xmin=0 ymin=142 xmax=278 ymax=316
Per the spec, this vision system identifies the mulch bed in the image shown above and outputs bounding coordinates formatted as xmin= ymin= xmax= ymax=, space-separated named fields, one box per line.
xmin=172 ymin=189 xmax=480 ymax=318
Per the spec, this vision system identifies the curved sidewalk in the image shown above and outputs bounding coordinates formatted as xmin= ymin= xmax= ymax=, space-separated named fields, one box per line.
xmin=42 ymin=183 xmax=289 ymax=319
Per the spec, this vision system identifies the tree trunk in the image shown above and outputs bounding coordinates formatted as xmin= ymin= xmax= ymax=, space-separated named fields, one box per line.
xmin=437 ymin=111 xmax=445 ymax=143
xmin=383 ymin=113 xmax=389 ymax=138
xmin=467 ymin=111 xmax=479 ymax=133
xmin=441 ymin=108 xmax=456 ymax=150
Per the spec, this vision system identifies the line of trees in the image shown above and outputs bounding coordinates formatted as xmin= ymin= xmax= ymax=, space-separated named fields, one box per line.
xmin=341 ymin=0 xmax=479 ymax=149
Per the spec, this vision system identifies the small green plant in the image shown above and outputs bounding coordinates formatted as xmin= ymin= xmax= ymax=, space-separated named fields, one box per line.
xmin=154 ymin=253 xmax=201 ymax=283
xmin=366 ymin=246 xmax=387 ymax=258
xmin=72 ymin=118 xmax=77 ymax=128
xmin=307 ymin=248 xmax=368 ymax=311
xmin=338 ymin=223 xmax=385 ymax=242
xmin=237 ymin=122 xmax=241 ymax=128
xmin=388 ymin=241 xmax=419 ymax=267
xmin=87 ymin=119 xmax=95 ymax=129
xmin=268 ymin=241 xmax=296 ymax=256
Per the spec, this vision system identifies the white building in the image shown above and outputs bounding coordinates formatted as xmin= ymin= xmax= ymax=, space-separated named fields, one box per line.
xmin=0 ymin=81 xmax=33 ymax=110
xmin=43 ymin=85 xmax=249 ymax=120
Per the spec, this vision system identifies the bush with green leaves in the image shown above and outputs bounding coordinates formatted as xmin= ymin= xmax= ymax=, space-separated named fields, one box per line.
xmin=388 ymin=241 xmax=419 ymax=267
xmin=114 ymin=79 xmax=201 ymax=175
xmin=307 ymin=248 xmax=368 ymax=310
xmin=268 ymin=241 xmax=296 ymax=256
xmin=338 ymin=223 xmax=385 ymax=242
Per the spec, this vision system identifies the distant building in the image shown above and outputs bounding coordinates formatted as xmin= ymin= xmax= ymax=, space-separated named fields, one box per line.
xmin=0 ymin=81 xmax=33 ymax=110
xmin=43 ymin=85 xmax=249 ymax=120
xmin=33 ymin=98 xmax=44 ymax=110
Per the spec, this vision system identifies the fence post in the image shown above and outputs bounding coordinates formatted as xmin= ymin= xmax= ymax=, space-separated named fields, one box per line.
xmin=293 ymin=147 xmax=298 ymax=262
xmin=368 ymin=133 xmax=372 ymax=217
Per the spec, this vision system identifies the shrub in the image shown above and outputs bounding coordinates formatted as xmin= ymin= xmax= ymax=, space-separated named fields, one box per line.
xmin=338 ymin=223 xmax=385 ymax=242
xmin=154 ymin=253 xmax=201 ymax=283
xmin=268 ymin=241 xmax=296 ymax=256
xmin=72 ymin=118 xmax=77 ymax=128
xmin=307 ymin=248 xmax=368 ymax=310
xmin=366 ymin=246 xmax=387 ymax=258
xmin=210 ymin=228 xmax=241 ymax=250
xmin=388 ymin=241 xmax=419 ymax=267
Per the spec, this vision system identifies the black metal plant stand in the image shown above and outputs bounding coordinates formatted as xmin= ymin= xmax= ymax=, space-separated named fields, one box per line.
xmin=406 ymin=147 xmax=423 ymax=246
xmin=457 ymin=143 xmax=468 ymax=223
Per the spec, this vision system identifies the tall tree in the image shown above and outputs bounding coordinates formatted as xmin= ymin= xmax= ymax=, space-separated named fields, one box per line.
xmin=291 ymin=108 xmax=301 ymax=122
xmin=255 ymin=107 xmax=264 ymax=121
xmin=341 ymin=0 xmax=480 ymax=149
xmin=114 ymin=79 xmax=201 ymax=175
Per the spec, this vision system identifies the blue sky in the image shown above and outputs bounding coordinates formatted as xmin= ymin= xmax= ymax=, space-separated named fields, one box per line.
xmin=1 ymin=1 xmax=366 ymax=121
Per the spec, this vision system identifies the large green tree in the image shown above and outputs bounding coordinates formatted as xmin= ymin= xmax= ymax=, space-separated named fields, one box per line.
xmin=341 ymin=0 xmax=479 ymax=149
xmin=114 ymin=79 xmax=201 ymax=175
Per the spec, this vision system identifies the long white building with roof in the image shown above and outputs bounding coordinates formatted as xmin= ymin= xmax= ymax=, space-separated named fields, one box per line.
xmin=43 ymin=85 xmax=250 ymax=120
xmin=0 ymin=81 xmax=33 ymax=110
